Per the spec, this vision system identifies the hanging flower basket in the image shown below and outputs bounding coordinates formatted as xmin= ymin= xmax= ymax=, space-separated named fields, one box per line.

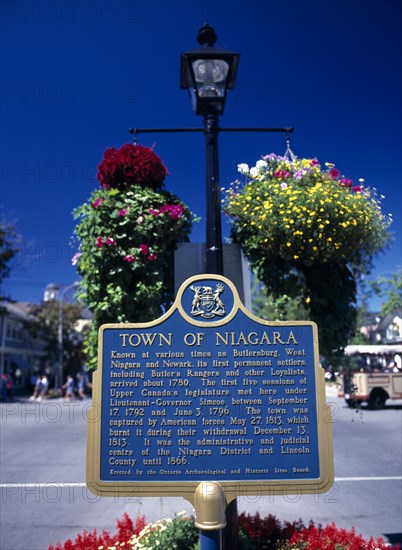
xmin=223 ymin=152 xmax=392 ymax=360
xmin=224 ymin=153 xmax=391 ymax=270
xmin=96 ymin=143 xmax=168 ymax=191
xmin=73 ymin=144 xmax=195 ymax=369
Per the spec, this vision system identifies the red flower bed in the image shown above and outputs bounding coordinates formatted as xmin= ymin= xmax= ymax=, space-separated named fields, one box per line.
xmin=48 ymin=513 xmax=145 ymax=550
xmin=238 ymin=511 xmax=308 ymax=548
xmin=288 ymin=521 xmax=399 ymax=550
xmin=48 ymin=512 xmax=401 ymax=550
xmin=96 ymin=143 xmax=167 ymax=191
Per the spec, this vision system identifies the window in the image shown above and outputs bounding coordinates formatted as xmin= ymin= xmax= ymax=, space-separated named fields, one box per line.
xmin=6 ymin=321 xmax=24 ymax=341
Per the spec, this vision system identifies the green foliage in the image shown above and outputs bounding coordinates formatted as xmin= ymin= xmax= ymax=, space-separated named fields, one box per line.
xmin=130 ymin=514 xmax=199 ymax=549
xmin=224 ymin=155 xmax=392 ymax=363
xmin=251 ymin=278 xmax=308 ymax=321
xmin=370 ymin=271 xmax=402 ymax=315
xmin=73 ymin=184 xmax=194 ymax=369
xmin=0 ymin=222 xmax=19 ymax=288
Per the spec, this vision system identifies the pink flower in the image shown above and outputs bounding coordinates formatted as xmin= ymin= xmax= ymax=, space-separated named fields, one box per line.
xmin=169 ymin=204 xmax=184 ymax=220
xmin=118 ymin=208 xmax=129 ymax=217
xmin=340 ymin=177 xmax=353 ymax=187
xmin=273 ymin=169 xmax=290 ymax=180
xmin=330 ymin=168 xmax=340 ymax=179
xmin=123 ymin=255 xmax=135 ymax=263
xmin=352 ymin=185 xmax=362 ymax=193
xmin=71 ymin=252 xmax=82 ymax=266
xmin=105 ymin=237 xmax=117 ymax=246
xmin=139 ymin=244 xmax=149 ymax=255
xmin=148 ymin=208 xmax=160 ymax=216
xmin=93 ymin=198 xmax=103 ymax=209
xmin=310 ymin=159 xmax=319 ymax=166
xmin=96 ymin=237 xmax=104 ymax=248
xmin=147 ymin=254 xmax=157 ymax=261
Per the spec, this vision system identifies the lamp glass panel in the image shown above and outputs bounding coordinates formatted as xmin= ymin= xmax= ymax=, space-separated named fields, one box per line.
xmin=192 ymin=59 xmax=229 ymax=97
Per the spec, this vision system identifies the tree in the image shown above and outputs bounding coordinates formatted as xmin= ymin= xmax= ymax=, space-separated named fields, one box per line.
xmin=0 ymin=222 xmax=19 ymax=291
xmin=251 ymin=277 xmax=308 ymax=321
xmin=370 ymin=272 xmax=402 ymax=315
xmin=224 ymin=154 xmax=392 ymax=364
xmin=29 ymin=301 xmax=87 ymax=382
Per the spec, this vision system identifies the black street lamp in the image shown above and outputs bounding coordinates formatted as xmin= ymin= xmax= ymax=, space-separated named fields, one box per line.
xmin=180 ymin=24 xmax=240 ymax=275
xmin=128 ymin=25 xmax=292 ymax=550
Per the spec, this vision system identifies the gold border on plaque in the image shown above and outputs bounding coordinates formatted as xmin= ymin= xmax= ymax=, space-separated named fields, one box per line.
xmin=86 ymin=274 xmax=334 ymax=504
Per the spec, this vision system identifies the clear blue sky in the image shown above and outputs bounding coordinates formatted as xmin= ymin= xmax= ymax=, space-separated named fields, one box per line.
xmin=1 ymin=0 xmax=401 ymax=309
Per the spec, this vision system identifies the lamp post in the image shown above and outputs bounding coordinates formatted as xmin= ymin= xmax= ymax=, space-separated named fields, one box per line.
xmin=57 ymin=281 xmax=79 ymax=389
xmin=180 ymin=23 xmax=240 ymax=275
xmin=128 ymin=26 xmax=291 ymax=550
xmin=181 ymin=23 xmax=240 ymax=550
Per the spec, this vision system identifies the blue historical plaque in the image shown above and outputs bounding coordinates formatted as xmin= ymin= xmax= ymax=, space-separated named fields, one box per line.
xmin=87 ymin=275 xmax=334 ymax=500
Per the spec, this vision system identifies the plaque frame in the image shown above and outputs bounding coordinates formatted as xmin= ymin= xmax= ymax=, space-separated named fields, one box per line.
xmin=86 ymin=274 xmax=334 ymax=503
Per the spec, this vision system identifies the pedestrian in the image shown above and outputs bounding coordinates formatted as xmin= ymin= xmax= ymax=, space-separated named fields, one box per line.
xmin=37 ymin=375 xmax=49 ymax=401
xmin=62 ymin=374 xmax=75 ymax=401
xmin=1 ymin=373 xmax=7 ymax=401
xmin=31 ymin=374 xmax=42 ymax=400
xmin=6 ymin=375 xmax=13 ymax=401
xmin=77 ymin=374 xmax=86 ymax=399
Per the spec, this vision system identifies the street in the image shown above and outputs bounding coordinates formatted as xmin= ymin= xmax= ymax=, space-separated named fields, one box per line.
xmin=1 ymin=391 xmax=401 ymax=550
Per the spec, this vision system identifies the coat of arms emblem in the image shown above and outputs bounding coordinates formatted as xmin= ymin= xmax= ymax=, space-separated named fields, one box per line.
xmin=190 ymin=283 xmax=226 ymax=318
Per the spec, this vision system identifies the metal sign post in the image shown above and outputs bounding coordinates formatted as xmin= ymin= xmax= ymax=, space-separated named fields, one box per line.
xmin=194 ymin=482 xmax=226 ymax=550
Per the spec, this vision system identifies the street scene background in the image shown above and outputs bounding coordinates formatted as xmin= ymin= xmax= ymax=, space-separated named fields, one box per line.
xmin=1 ymin=389 xmax=401 ymax=550
xmin=1 ymin=1 xmax=401 ymax=549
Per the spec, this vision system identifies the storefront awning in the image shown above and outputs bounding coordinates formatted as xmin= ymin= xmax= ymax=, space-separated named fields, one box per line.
xmin=344 ymin=344 xmax=402 ymax=355
xmin=9 ymin=355 xmax=32 ymax=371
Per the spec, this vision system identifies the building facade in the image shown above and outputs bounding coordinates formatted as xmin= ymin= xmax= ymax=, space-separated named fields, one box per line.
xmin=0 ymin=302 xmax=45 ymax=397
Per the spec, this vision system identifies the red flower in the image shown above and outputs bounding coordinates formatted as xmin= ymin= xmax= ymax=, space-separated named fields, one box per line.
xmin=160 ymin=203 xmax=184 ymax=220
xmin=118 ymin=208 xmax=129 ymax=217
xmin=96 ymin=144 xmax=167 ymax=191
xmin=123 ymin=254 xmax=135 ymax=263
xmin=105 ymin=237 xmax=117 ymax=246
xmin=147 ymin=254 xmax=157 ymax=261
xmin=139 ymin=244 xmax=149 ymax=255
xmin=330 ymin=168 xmax=340 ymax=179
xmin=352 ymin=185 xmax=362 ymax=193
xmin=96 ymin=237 xmax=104 ymax=248
xmin=148 ymin=208 xmax=160 ymax=216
